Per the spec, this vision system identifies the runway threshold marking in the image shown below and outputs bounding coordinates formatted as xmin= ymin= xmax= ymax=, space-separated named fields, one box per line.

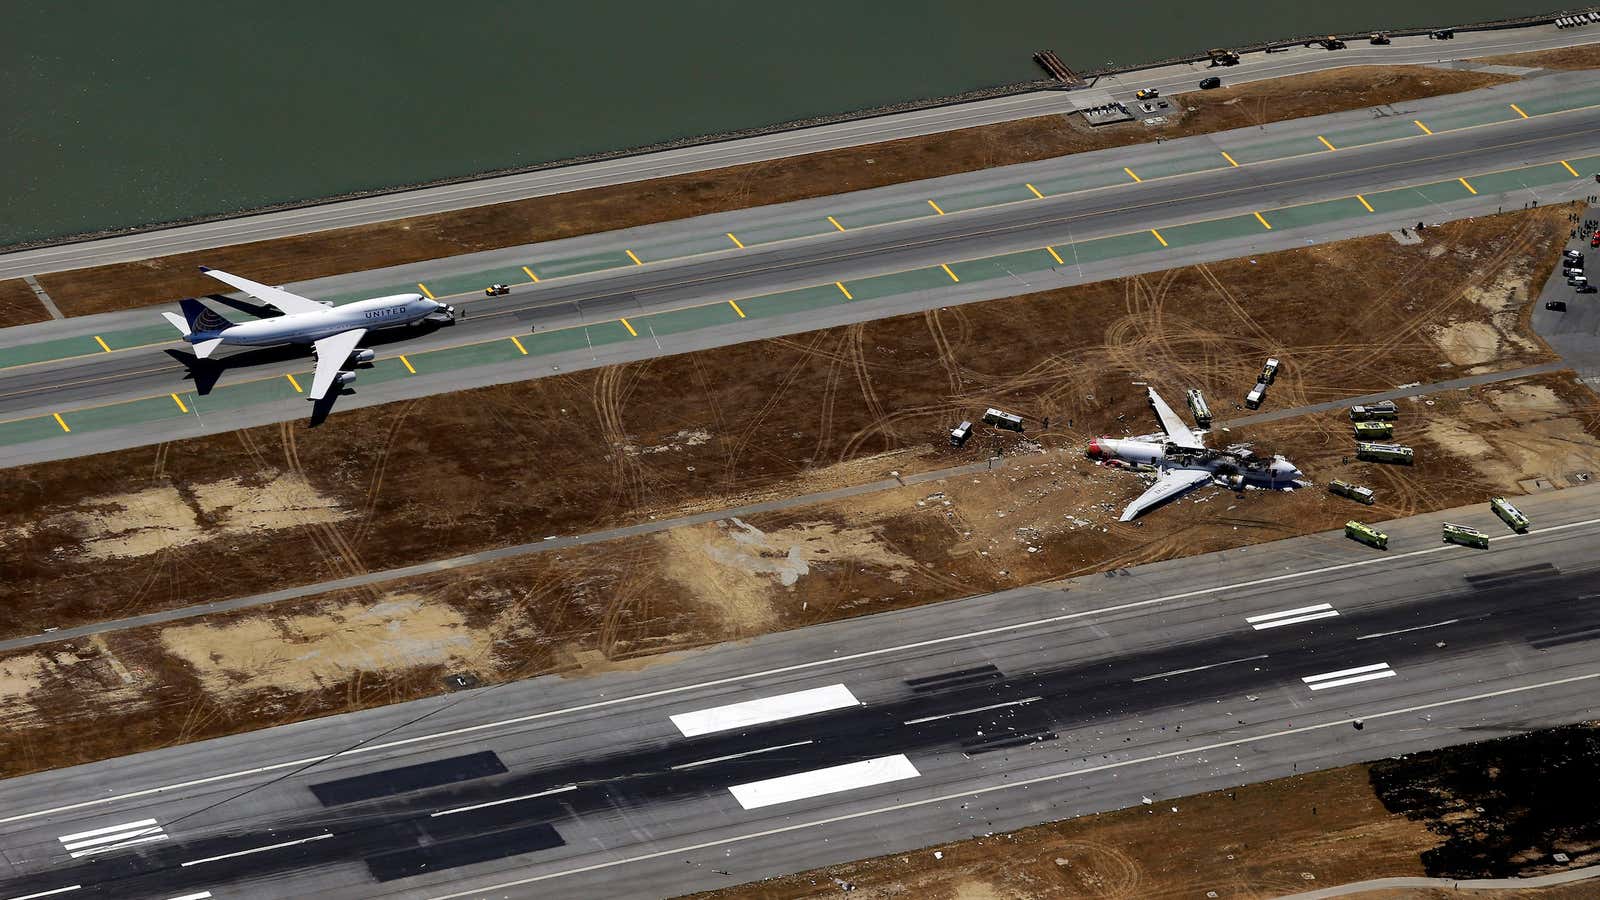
xmin=1046 ymin=246 xmax=1065 ymax=264
xmin=726 ymin=232 xmax=745 ymax=249
xmin=521 ymin=265 xmax=539 ymax=282
xmin=827 ymin=215 xmax=846 ymax=232
xmin=1511 ymin=103 xmax=1529 ymax=119
xmin=431 ymin=784 xmax=577 ymax=818
xmin=927 ymin=199 xmax=946 ymax=215
xmin=15 ymin=518 xmax=1600 ymax=832
xmin=1413 ymin=119 xmax=1433 ymax=135
xmin=940 ymin=263 xmax=960 ymax=282
xmin=399 ymin=355 xmax=416 ymax=374
xmin=1317 ymin=135 xmax=1337 ymax=151
xmin=619 ymin=317 xmax=638 ymax=336
xmin=1254 ymin=211 xmax=1272 ymax=230
xmin=625 ymin=249 xmax=643 ymax=266
xmin=670 ymin=684 xmax=859 ymax=737
xmin=1458 ymin=176 xmax=1478 ymax=195
xmin=1356 ymin=193 xmax=1375 ymax=212
xmin=421 ymin=672 xmax=1600 ymax=900
xmin=672 ymin=740 xmax=814 ymax=771
xmin=1026 ymin=183 xmax=1045 ymax=199
xmin=1246 ymin=603 xmax=1338 ymax=630
xmin=835 ymin=281 xmax=853 ymax=300
xmin=727 ymin=754 xmax=920 ymax=810
xmin=1562 ymin=159 xmax=1581 ymax=177
xmin=1150 ymin=228 xmax=1169 ymax=247
xmin=180 ymin=833 xmax=331 ymax=868
xmin=1302 ymin=662 xmax=1395 ymax=691
xmin=728 ymin=300 xmax=746 ymax=318
xmin=93 ymin=336 xmax=111 ymax=353
xmin=170 ymin=393 xmax=188 ymax=413
xmin=285 ymin=373 xmax=302 ymax=393
xmin=510 ymin=335 xmax=528 ymax=355
xmin=1221 ymin=151 xmax=1239 ymax=167
xmin=52 ymin=413 xmax=70 ymax=433
xmin=1123 ymin=166 xmax=1141 ymax=183
xmin=903 ymin=697 xmax=1040 ymax=725
xmin=416 ymin=283 xmax=436 ymax=300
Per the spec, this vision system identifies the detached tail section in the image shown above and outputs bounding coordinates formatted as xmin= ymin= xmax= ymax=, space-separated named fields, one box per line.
xmin=164 ymin=299 xmax=234 ymax=359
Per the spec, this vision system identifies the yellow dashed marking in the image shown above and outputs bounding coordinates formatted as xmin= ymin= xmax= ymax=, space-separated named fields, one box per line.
xmin=729 ymin=300 xmax=746 ymax=318
xmin=400 ymin=355 xmax=416 ymax=374
xmin=726 ymin=232 xmax=745 ymax=249
xmin=1046 ymin=246 xmax=1064 ymax=265
xmin=1510 ymin=103 xmax=1529 ymax=119
xmin=93 ymin=335 xmax=111 ymax=353
xmin=1123 ymin=167 xmax=1141 ymax=183
xmin=1414 ymin=120 xmax=1433 ymax=135
xmin=285 ymin=373 xmax=303 ymax=393
xmin=835 ymin=281 xmax=854 ymax=300
xmin=1562 ymin=160 xmax=1581 ymax=177
xmin=510 ymin=335 xmax=528 ymax=355
xmin=417 ymin=283 xmax=435 ymax=300
xmin=1254 ymin=211 xmax=1272 ymax=230
xmin=620 ymin=317 xmax=638 ymax=336
xmin=1026 ymin=183 xmax=1044 ymax=199
xmin=522 ymin=265 xmax=539 ymax=282
xmin=941 ymin=263 xmax=960 ymax=283
xmin=1150 ymin=228 xmax=1168 ymax=247
xmin=1458 ymin=177 xmax=1477 ymax=195
xmin=1317 ymin=135 xmax=1337 ymax=151
xmin=171 ymin=393 xmax=188 ymax=413
xmin=626 ymin=250 xmax=643 ymax=266
xmin=1356 ymin=194 xmax=1375 ymax=212
xmin=53 ymin=413 xmax=70 ymax=433
xmin=928 ymin=199 xmax=946 ymax=215
xmin=827 ymin=215 xmax=846 ymax=232
xmin=1221 ymin=151 xmax=1239 ymax=167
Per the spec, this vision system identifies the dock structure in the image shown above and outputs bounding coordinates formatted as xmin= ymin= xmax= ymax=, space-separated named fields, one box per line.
xmin=1033 ymin=50 xmax=1084 ymax=85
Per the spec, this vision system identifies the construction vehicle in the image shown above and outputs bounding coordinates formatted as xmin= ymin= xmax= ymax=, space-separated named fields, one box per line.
xmin=1346 ymin=520 xmax=1388 ymax=549
xmin=1353 ymin=420 xmax=1393 ymax=440
xmin=1186 ymin=388 xmax=1213 ymax=428
xmin=1329 ymin=479 xmax=1376 ymax=505
xmin=1442 ymin=523 xmax=1490 ymax=549
xmin=1206 ymin=48 xmax=1241 ymax=66
xmin=1370 ymin=31 xmax=1391 ymax=44
xmin=1491 ymin=497 xmax=1530 ymax=532
xmin=1318 ymin=35 xmax=1347 ymax=50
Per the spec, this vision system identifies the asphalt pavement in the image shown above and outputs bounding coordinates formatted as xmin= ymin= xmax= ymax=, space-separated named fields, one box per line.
xmin=0 ymin=485 xmax=1596 ymax=899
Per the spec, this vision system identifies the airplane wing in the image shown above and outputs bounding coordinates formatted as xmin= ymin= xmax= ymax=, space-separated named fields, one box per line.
xmin=308 ymin=329 xmax=367 ymax=400
xmin=1147 ymin=387 xmax=1204 ymax=450
xmin=1119 ymin=466 xmax=1212 ymax=522
xmin=199 ymin=267 xmax=328 ymax=316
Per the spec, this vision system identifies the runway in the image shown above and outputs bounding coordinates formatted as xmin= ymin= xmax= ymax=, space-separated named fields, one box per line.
xmin=1 ymin=23 xmax=1595 ymax=276
xmin=3 ymin=69 xmax=1600 ymax=466
xmin=0 ymin=485 xmax=1596 ymax=898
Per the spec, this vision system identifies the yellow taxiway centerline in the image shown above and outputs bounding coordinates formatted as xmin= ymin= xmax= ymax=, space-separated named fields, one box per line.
xmin=1026 ymin=183 xmax=1044 ymax=199
xmin=1458 ymin=176 xmax=1478 ymax=195
xmin=1413 ymin=120 xmax=1433 ymax=135
xmin=522 ymin=265 xmax=539 ymax=282
xmin=510 ymin=336 xmax=528 ymax=355
xmin=1562 ymin=160 xmax=1581 ymax=177
xmin=400 ymin=355 xmax=417 ymax=373
xmin=170 ymin=393 xmax=188 ymax=413
xmin=827 ymin=215 xmax=845 ymax=232
xmin=928 ymin=199 xmax=946 ymax=215
xmin=626 ymin=250 xmax=643 ymax=266
xmin=1254 ymin=211 xmax=1272 ymax=230
xmin=285 ymin=373 xmax=303 ymax=393
xmin=1356 ymin=194 xmax=1375 ymax=212
xmin=1221 ymin=151 xmax=1239 ymax=167
xmin=941 ymin=263 xmax=960 ymax=282
xmin=1510 ymin=103 xmax=1529 ymax=119
xmin=1150 ymin=228 xmax=1169 ymax=247
xmin=417 ymin=283 xmax=436 ymax=300
xmin=726 ymin=232 xmax=745 ymax=249
xmin=53 ymin=413 xmax=70 ymax=432
xmin=620 ymin=317 xmax=638 ymax=336
xmin=1046 ymin=246 xmax=1064 ymax=265
xmin=835 ymin=281 xmax=853 ymax=300
xmin=1318 ymin=135 xmax=1337 ymax=151
xmin=729 ymin=300 xmax=746 ymax=318
xmin=1123 ymin=167 xmax=1141 ymax=183
xmin=93 ymin=336 xmax=111 ymax=353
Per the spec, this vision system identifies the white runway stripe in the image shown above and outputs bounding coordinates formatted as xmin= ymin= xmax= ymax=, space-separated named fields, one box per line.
xmin=671 ymin=684 xmax=859 ymax=737
xmin=3 ymin=886 xmax=82 ymax=900
xmin=57 ymin=819 xmax=158 ymax=844
xmin=1246 ymin=603 xmax=1338 ymax=630
xmin=1303 ymin=662 xmax=1395 ymax=690
xmin=728 ymin=754 xmax=920 ymax=810
xmin=59 ymin=819 xmax=168 ymax=857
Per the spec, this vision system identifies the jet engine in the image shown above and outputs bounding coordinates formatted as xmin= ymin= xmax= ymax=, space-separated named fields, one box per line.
xmin=334 ymin=371 xmax=357 ymax=386
xmin=349 ymin=349 xmax=375 ymax=364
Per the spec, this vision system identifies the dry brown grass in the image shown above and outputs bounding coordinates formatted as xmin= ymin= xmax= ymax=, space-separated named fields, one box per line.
xmin=0 ymin=278 xmax=48 ymax=327
xmin=1475 ymin=44 xmax=1600 ymax=71
xmin=34 ymin=65 xmax=1514 ymax=318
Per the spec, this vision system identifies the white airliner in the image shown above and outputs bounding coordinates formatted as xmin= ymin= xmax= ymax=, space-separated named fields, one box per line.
xmin=162 ymin=268 xmax=456 ymax=400
xmin=1087 ymin=387 xmax=1304 ymax=521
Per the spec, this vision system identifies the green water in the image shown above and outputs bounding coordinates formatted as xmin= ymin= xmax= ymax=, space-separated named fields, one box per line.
xmin=0 ymin=1 xmax=1543 ymax=247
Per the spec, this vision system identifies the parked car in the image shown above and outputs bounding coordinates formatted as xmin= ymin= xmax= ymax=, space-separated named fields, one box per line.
xmin=1135 ymin=87 xmax=1160 ymax=100
xmin=1199 ymin=76 xmax=1222 ymax=90
xmin=1546 ymin=300 xmax=1568 ymax=311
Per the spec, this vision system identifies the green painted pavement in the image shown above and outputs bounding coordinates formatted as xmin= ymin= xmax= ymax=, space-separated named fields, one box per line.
xmin=0 ymin=335 xmax=104 ymax=369
xmin=352 ymin=357 xmax=415 ymax=386
xmin=1517 ymin=85 xmax=1600 ymax=117
xmin=317 ymin=283 xmax=416 ymax=305
xmin=1160 ymin=213 xmax=1270 ymax=248
xmin=0 ymin=414 xmax=67 ymax=445
xmin=66 ymin=394 xmax=188 ymax=433
xmin=101 ymin=324 xmax=180 ymax=350
xmin=1128 ymin=153 xmax=1228 ymax=180
xmin=635 ymin=302 xmax=741 ymax=336
xmin=1468 ymin=161 xmax=1581 ymax=196
xmin=1567 ymin=154 xmax=1600 ymax=177
xmin=586 ymin=320 xmax=637 ymax=345
xmin=932 ymin=184 xmax=1037 ymax=213
xmin=1069 ymin=230 xmax=1164 ymax=264
xmin=189 ymin=376 xmax=302 ymax=413
xmin=521 ymin=326 xmax=596 ymax=356
xmin=633 ymin=232 xmax=745 ymax=262
xmin=1323 ymin=119 xmax=1425 ymax=150
xmin=532 ymin=249 xmax=635 ymax=279
xmin=411 ymin=339 xmax=525 ymax=372
xmin=1419 ymin=105 xmax=1517 ymax=133
xmin=738 ymin=284 xmax=845 ymax=318
xmin=1258 ymin=197 xmax=1370 ymax=231
xmin=948 ymin=249 xmax=1057 ymax=283
xmin=844 ymin=266 xmax=957 ymax=302
xmin=1030 ymin=167 xmax=1130 ymax=196
xmin=733 ymin=218 xmax=840 ymax=246
xmin=424 ymin=265 xmax=538 ymax=298
xmin=1221 ymin=135 xmax=1325 ymax=165
xmin=834 ymin=200 xmax=938 ymax=229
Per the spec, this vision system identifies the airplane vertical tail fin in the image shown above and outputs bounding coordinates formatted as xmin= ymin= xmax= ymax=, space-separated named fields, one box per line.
xmin=177 ymin=298 xmax=236 ymax=335
xmin=161 ymin=311 xmax=191 ymax=337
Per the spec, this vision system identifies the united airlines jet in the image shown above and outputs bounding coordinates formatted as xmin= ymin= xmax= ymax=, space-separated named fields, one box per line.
xmin=161 ymin=268 xmax=456 ymax=401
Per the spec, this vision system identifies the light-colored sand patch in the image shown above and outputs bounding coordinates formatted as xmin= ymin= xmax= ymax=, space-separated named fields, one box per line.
xmin=0 ymin=655 xmax=48 ymax=712
xmin=657 ymin=516 xmax=917 ymax=633
xmin=55 ymin=472 xmax=349 ymax=560
xmin=160 ymin=594 xmax=490 ymax=696
xmin=1486 ymin=382 xmax=1565 ymax=415
xmin=1431 ymin=321 xmax=1502 ymax=367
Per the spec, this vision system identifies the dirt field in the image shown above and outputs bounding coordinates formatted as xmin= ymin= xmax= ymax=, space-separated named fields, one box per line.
xmin=1477 ymin=44 xmax=1600 ymax=71
xmin=0 ymin=279 xmax=48 ymax=327
xmin=684 ymin=724 xmax=1600 ymax=900
xmin=32 ymin=65 xmax=1514 ymax=317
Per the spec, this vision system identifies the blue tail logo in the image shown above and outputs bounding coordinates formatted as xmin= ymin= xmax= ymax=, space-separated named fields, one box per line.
xmin=178 ymin=298 xmax=235 ymax=335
